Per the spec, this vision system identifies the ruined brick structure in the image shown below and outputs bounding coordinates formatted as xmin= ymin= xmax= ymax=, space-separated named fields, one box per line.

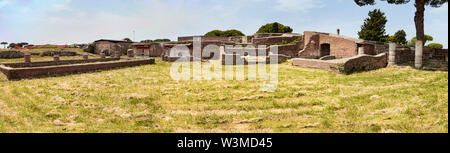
xmin=131 ymin=42 xmax=164 ymax=57
xmin=94 ymin=39 xmax=133 ymax=56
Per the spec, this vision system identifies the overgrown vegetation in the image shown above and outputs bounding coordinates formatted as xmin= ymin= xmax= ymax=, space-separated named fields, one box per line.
xmin=358 ymin=9 xmax=389 ymax=42
xmin=388 ymin=30 xmax=407 ymax=45
xmin=205 ymin=29 xmax=245 ymax=37
xmin=256 ymin=22 xmax=293 ymax=34
xmin=141 ymin=39 xmax=171 ymax=43
xmin=0 ymin=58 xmax=447 ymax=133
xmin=428 ymin=43 xmax=444 ymax=49
xmin=408 ymin=35 xmax=434 ymax=46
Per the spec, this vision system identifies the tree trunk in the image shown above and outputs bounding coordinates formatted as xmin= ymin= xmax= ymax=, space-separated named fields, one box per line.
xmin=414 ymin=0 xmax=425 ymax=68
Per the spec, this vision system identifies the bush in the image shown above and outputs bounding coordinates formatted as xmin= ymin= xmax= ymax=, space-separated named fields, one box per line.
xmin=205 ymin=29 xmax=245 ymax=37
xmin=388 ymin=30 xmax=407 ymax=45
xmin=408 ymin=35 xmax=434 ymax=46
xmin=256 ymin=22 xmax=293 ymax=33
xmin=428 ymin=43 xmax=444 ymax=49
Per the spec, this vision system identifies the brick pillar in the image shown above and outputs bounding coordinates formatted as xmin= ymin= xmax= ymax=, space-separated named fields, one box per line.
xmin=100 ymin=53 xmax=106 ymax=59
xmin=24 ymin=52 xmax=31 ymax=63
xmin=83 ymin=53 xmax=89 ymax=60
xmin=358 ymin=47 xmax=365 ymax=55
xmin=115 ymin=51 xmax=121 ymax=59
xmin=127 ymin=49 xmax=134 ymax=58
xmin=53 ymin=55 xmax=60 ymax=62
xmin=388 ymin=43 xmax=397 ymax=66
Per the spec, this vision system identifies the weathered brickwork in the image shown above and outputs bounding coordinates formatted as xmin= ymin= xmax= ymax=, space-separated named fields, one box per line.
xmin=132 ymin=42 xmax=164 ymax=57
xmin=94 ymin=39 xmax=133 ymax=56
xmin=0 ymin=59 xmax=155 ymax=80
xmin=292 ymin=53 xmax=388 ymax=74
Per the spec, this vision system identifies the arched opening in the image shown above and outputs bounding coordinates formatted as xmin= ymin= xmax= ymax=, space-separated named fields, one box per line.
xmin=320 ymin=43 xmax=331 ymax=57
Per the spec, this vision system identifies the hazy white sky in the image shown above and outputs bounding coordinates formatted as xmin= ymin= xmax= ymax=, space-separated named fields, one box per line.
xmin=0 ymin=0 xmax=448 ymax=47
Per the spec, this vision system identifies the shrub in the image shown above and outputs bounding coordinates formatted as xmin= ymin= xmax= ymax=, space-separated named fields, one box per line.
xmin=408 ymin=35 xmax=434 ymax=46
xmin=428 ymin=43 xmax=444 ymax=49
xmin=256 ymin=22 xmax=293 ymax=33
xmin=389 ymin=30 xmax=407 ymax=45
xmin=205 ymin=29 xmax=245 ymax=37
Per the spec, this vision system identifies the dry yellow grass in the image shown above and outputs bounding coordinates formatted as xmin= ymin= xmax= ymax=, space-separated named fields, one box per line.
xmin=0 ymin=58 xmax=448 ymax=133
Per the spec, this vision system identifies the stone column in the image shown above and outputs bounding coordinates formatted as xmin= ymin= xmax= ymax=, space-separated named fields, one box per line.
xmin=100 ymin=53 xmax=106 ymax=59
xmin=24 ymin=52 xmax=31 ymax=63
xmin=53 ymin=55 xmax=60 ymax=62
xmin=415 ymin=42 xmax=423 ymax=68
xmin=127 ymin=49 xmax=134 ymax=58
xmin=358 ymin=47 xmax=365 ymax=55
xmin=115 ymin=51 xmax=121 ymax=59
xmin=388 ymin=43 xmax=397 ymax=66
xmin=83 ymin=53 xmax=89 ymax=60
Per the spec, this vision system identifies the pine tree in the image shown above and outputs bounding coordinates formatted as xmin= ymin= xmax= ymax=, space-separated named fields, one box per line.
xmin=358 ymin=9 xmax=388 ymax=42
xmin=389 ymin=30 xmax=408 ymax=45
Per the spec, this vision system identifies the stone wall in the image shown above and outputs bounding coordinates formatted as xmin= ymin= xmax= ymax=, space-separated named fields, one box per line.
xmin=0 ymin=51 xmax=24 ymax=59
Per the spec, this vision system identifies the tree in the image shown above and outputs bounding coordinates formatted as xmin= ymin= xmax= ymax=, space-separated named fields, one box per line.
xmin=8 ymin=43 xmax=17 ymax=49
xmin=408 ymin=34 xmax=434 ymax=46
xmin=358 ymin=9 xmax=389 ymax=42
xmin=256 ymin=22 xmax=293 ymax=33
xmin=223 ymin=30 xmax=245 ymax=37
xmin=205 ymin=30 xmax=225 ymax=37
xmin=0 ymin=42 xmax=7 ymax=49
xmin=153 ymin=39 xmax=171 ymax=42
xmin=354 ymin=0 xmax=448 ymax=68
xmin=123 ymin=38 xmax=132 ymax=42
xmin=389 ymin=30 xmax=408 ymax=45
xmin=427 ymin=43 xmax=443 ymax=49
xmin=205 ymin=29 xmax=245 ymax=37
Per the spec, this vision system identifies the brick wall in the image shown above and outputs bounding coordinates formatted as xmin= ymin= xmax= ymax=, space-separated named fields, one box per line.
xmin=3 ymin=58 xmax=120 ymax=68
xmin=293 ymin=53 xmax=388 ymax=74
xmin=342 ymin=53 xmax=388 ymax=74
xmin=391 ymin=46 xmax=448 ymax=64
xmin=253 ymin=36 xmax=301 ymax=46
xmin=0 ymin=59 xmax=155 ymax=80
xmin=178 ymin=36 xmax=230 ymax=42
xmin=94 ymin=41 xmax=132 ymax=55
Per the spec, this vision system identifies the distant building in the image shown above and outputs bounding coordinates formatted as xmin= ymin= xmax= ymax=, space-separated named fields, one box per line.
xmin=93 ymin=39 xmax=133 ymax=56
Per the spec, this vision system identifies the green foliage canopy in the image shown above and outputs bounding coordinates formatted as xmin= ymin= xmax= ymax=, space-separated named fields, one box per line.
xmin=256 ymin=22 xmax=293 ymax=33
xmin=205 ymin=29 xmax=245 ymax=37
xmin=427 ymin=43 xmax=443 ymax=49
xmin=358 ymin=9 xmax=389 ymax=42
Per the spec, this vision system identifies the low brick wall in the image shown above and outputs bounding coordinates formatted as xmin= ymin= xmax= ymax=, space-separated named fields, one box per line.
xmin=342 ymin=53 xmax=388 ymax=74
xmin=0 ymin=51 xmax=25 ymax=59
xmin=3 ymin=58 xmax=120 ymax=68
xmin=292 ymin=58 xmax=341 ymax=73
xmin=0 ymin=59 xmax=155 ymax=80
xmin=292 ymin=53 xmax=388 ymax=74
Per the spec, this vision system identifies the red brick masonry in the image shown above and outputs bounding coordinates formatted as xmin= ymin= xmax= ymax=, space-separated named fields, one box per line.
xmin=0 ymin=58 xmax=155 ymax=80
xmin=292 ymin=53 xmax=388 ymax=74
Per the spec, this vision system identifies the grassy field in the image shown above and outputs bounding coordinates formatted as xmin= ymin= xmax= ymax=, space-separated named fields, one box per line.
xmin=0 ymin=58 xmax=447 ymax=133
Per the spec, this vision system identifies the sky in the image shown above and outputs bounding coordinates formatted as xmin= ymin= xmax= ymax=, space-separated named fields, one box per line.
xmin=0 ymin=0 xmax=448 ymax=47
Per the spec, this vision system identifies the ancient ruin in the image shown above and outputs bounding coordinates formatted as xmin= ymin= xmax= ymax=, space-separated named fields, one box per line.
xmin=0 ymin=51 xmax=155 ymax=80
